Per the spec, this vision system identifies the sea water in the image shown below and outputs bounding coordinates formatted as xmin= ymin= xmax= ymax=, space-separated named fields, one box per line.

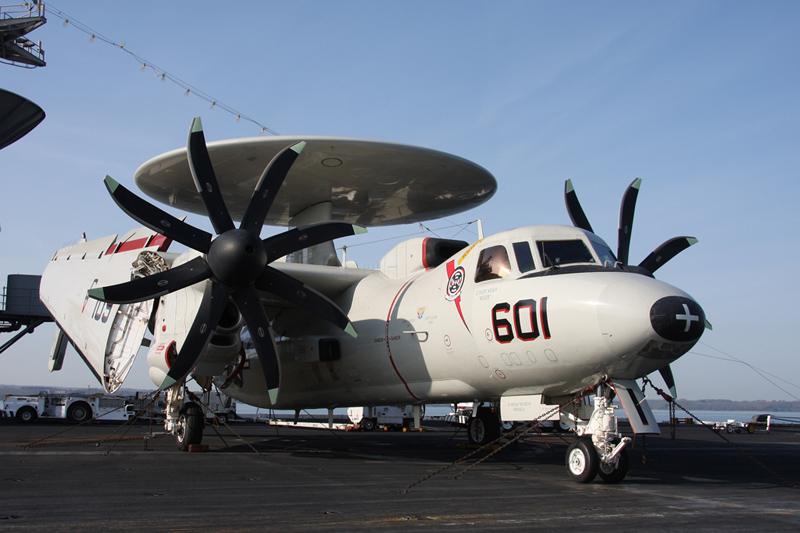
xmin=236 ymin=404 xmax=800 ymax=426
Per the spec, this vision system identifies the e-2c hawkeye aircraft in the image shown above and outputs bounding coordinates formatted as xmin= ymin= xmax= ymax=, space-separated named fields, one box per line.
xmin=40 ymin=118 xmax=706 ymax=483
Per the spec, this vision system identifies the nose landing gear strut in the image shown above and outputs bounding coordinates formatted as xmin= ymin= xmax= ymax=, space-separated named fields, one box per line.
xmin=562 ymin=384 xmax=631 ymax=483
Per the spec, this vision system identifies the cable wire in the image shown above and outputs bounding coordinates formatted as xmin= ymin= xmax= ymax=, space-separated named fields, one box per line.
xmin=46 ymin=3 xmax=278 ymax=135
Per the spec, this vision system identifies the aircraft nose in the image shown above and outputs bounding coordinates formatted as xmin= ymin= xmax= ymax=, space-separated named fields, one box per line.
xmin=650 ymin=296 xmax=705 ymax=343
xmin=597 ymin=277 xmax=705 ymax=371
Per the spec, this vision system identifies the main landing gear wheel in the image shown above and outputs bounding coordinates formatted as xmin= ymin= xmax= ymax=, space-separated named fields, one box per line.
xmin=598 ymin=448 xmax=630 ymax=484
xmin=566 ymin=438 xmax=599 ymax=483
xmin=467 ymin=408 xmax=501 ymax=446
xmin=176 ymin=403 xmax=204 ymax=451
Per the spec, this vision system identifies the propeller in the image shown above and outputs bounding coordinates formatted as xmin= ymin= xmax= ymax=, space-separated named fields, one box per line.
xmin=563 ymin=178 xmax=697 ymax=275
xmin=89 ymin=118 xmax=365 ymax=402
xmin=659 ymin=365 xmax=677 ymax=399
xmin=564 ymin=178 xmax=700 ymax=398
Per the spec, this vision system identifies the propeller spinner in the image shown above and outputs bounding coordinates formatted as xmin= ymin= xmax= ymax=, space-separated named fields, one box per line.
xmin=89 ymin=118 xmax=363 ymax=402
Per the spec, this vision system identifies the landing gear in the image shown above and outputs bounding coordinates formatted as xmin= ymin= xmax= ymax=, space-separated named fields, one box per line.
xmin=598 ymin=447 xmax=630 ymax=483
xmin=176 ymin=402 xmax=204 ymax=451
xmin=467 ymin=407 xmax=501 ymax=446
xmin=566 ymin=438 xmax=598 ymax=483
xmin=561 ymin=385 xmax=632 ymax=483
xmin=164 ymin=381 xmax=205 ymax=451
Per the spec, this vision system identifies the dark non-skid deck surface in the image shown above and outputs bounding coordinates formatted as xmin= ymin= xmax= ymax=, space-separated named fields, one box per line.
xmin=1 ymin=421 xmax=798 ymax=531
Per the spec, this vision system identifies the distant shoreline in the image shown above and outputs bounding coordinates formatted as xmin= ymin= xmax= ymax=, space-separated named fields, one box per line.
xmin=647 ymin=399 xmax=800 ymax=413
xmin=2 ymin=384 xmax=798 ymax=412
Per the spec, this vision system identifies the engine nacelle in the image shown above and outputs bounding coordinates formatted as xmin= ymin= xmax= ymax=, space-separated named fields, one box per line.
xmin=146 ymin=251 xmax=245 ymax=387
xmin=193 ymin=299 xmax=244 ymax=377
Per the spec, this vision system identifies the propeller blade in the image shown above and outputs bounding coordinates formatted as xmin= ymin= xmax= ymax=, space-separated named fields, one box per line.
xmin=564 ymin=180 xmax=594 ymax=233
xmin=187 ymin=117 xmax=235 ymax=235
xmin=160 ymin=281 xmax=231 ymax=389
xmin=231 ymin=286 xmax=280 ymax=403
xmin=103 ymin=176 xmax=213 ymax=253
xmin=659 ymin=365 xmax=677 ymax=399
xmin=255 ymin=266 xmax=357 ymax=338
xmin=239 ymin=141 xmax=307 ymax=234
xmin=263 ymin=222 xmax=367 ymax=262
xmin=88 ymin=256 xmax=212 ymax=304
xmin=617 ymin=178 xmax=641 ymax=265
xmin=638 ymin=236 xmax=698 ymax=274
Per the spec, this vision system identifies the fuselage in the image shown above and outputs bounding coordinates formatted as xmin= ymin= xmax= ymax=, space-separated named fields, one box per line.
xmin=220 ymin=225 xmax=705 ymax=409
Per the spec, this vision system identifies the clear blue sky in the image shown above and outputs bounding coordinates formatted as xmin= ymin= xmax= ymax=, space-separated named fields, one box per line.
xmin=2 ymin=1 xmax=798 ymax=401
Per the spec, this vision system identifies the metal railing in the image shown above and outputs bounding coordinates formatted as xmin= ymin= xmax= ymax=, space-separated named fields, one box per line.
xmin=0 ymin=2 xmax=45 ymax=20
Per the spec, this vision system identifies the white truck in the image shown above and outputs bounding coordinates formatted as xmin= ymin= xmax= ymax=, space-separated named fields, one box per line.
xmin=199 ymin=390 xmax=237 ymax=422
xmin=712 ymin=414 xmax=773 ymax=434
xmin=347 ymin=405 xmax=415 ymax=430
xmin=1 ymin=393 xmax=133 ymax=423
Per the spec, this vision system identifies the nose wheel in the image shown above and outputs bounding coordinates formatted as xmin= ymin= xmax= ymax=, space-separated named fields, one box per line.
xmin=566 ymin=438 xmax=599 ymax=483
xmin=598 ymin=447 xmax=630 ymax=483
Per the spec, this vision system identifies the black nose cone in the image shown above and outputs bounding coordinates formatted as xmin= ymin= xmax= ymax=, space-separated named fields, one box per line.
xmin=650 ymin=296 xmax=705 ymax=342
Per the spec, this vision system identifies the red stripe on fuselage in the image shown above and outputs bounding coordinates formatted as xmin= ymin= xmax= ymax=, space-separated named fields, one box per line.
xmin=385 ymin=278 xmax=421 ymax=401
xmin=104 ymin=235 xmax=172 ymax=255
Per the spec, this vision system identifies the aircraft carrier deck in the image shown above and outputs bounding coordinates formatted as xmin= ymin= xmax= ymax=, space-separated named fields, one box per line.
xmin=1 ymin=419 xmax=798 ymax=531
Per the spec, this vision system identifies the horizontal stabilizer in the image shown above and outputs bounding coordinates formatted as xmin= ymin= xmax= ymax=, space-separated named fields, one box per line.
xmin=610 ymin=378 xmax=660 ymax=434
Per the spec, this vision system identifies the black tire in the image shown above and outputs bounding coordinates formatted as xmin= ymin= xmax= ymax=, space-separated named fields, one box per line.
xmin=598 ymin=448 xmax=630 ymax=484
xmin=566 ymin=438 xmax=599 ymax=483
xmin=361 ymin=418 xmax=377 ymax=431
xmin=67 ymin=402 xmax=92 ymax=423
xmin=467 ymin=408 xmax=501 ymax=446
xmin=17 ymin=406 xmax=37 ymax=423
xmin=726 ymin=424 xmax=734 ymax=434
xmin=176 ymin=403 xmax=204 ymax=451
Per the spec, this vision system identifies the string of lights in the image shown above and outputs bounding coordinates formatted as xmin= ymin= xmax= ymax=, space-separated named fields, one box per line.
xmin=46 ymin=3 xmax=279 ymax=135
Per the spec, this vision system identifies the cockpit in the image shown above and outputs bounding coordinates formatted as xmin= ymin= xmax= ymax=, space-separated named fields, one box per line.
xmin=472 ymin=225 xmax=619 ymax=283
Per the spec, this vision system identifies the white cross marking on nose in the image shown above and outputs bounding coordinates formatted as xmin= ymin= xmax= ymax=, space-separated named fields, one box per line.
xmin=675 ymin=303 xmax=699 ymax=332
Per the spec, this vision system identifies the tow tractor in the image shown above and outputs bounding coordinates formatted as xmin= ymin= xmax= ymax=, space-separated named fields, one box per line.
xmin=347 ymin=405 xmax=416 ymax=430
xmin=712 ymin=414 xmax=773 ymax=434
xmin=1 ymin=392 xmax=132 ymax=423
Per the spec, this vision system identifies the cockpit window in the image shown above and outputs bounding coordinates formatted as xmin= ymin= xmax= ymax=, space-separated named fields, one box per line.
xmin=537 ymin=240 xmax=594 ymax=267
xmin=475 ymin=245 xmax=512 ymax=282
xmin=590 ymin=239 xmax=617 ymax=267
xmin=513 ymin=241 xmax=536 ymax=273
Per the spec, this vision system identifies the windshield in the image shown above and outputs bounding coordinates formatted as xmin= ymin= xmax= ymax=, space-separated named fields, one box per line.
xmin=475 ymin=245 xmax=512 ymax=282
xmin=590 ymin=239 xmax=617 ymax=267
xmin=536 ymin=240 xmax=595 ymax=267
